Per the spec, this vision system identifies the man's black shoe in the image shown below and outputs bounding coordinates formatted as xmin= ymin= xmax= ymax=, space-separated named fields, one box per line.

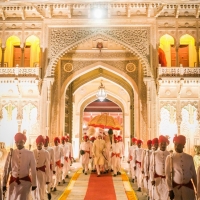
xmin=47 ymin=193 xmax=51 ymax=200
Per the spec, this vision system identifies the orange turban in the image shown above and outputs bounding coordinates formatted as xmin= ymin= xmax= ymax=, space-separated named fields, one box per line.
xmin=132 ymin=137 xmax=137 ymax=143
xmin=147 ymin=140 xmax=152 ymax=145
xmin=54 ymin=137 xmax=60 ymax=143
xmin=14 ymin=132 xmax=27 ymax=142
xmin=90 ymin=136 xmax=96 ymax=141
xmin=152 ymin=138 xmax=159 ymax=145
xmin=61 ymin=136 xmax=66 ymax=141
xmin=173 ymin=135 xmax=186 ymax=145
xmin=36 ymin=135 xmax=45 ymax=144
xmin=44 ymin=136 xmax=49 ymax=143
xmin=159 ymin=135 xmax=169 ymax=144
xmin=83 ymin=135 xmax=89 ymax=140
xmin=137 ymin=139 xmax=143 ymax=145
xmin=118 ymin=136 xmax=122 ymax=141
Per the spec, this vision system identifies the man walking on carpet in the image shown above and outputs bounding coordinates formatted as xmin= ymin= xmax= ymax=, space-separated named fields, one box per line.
xmin=92 ymin=132 xmax=106 ymax=177
xmin=80 ymin=134 xmax=92 ymax=175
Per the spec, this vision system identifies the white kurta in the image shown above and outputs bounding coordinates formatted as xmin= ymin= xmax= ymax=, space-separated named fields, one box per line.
xmin=65 ymin=142 xmax=73 ymax=164
xmin=128 ymin=145 xmax=137 ymax=179
xmin=53 ymin=145 xmax=64 ymax=186
xmin=80 ymin=141 xmax=92 ymax=172
xmin=132 ymin=148 xmax=143 ymax=188
xmin=111 ymin=142 xmax=122 ymax=175
xmin=32 ymin=149 xmax=50 ymax=200
xmin=150 ymin=149 xmax=169 ymax=200
xmin=3 ymin=148 xmax=36 ymax=200
xmin=61 ymin=143 xmax=70 ymax=179
xmin=165 ymin=152 xmax=197 ymax=200
xmin=44 ymin=146 xmax=55 ymax=192
xmin=143 ymin=150 xmax=152 ymax=198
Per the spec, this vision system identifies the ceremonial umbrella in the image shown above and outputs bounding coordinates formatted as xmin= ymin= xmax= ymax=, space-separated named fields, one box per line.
xmin=88 ymin=113 xmax=121 ymax=130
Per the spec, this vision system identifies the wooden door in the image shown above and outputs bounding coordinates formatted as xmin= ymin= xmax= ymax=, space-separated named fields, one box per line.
xmin=13 ymin=46 xmax=30 ymax=67
xmin=171 ymin=45 xmax=189 ymax=67
xmin=179 ymin=45 xmax=189 ymax=67
xmin=24 ymin=46 xmax=30 ymax=67
xmin=13 ymin=46 xmax=21 ymax=66
xmin=170 ymin=46 xmax=176 ymax=67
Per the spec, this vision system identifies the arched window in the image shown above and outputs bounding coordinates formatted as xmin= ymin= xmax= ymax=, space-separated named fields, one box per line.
xmin=159 ymin=34 xmax=174 ymax=67
xmin=25 ymin=35 xmax=40 ymax=67
xmin=180 ymin=34 xmax=196 ymax=67
xmin=5 ymin=36 xmax=20 ymax=67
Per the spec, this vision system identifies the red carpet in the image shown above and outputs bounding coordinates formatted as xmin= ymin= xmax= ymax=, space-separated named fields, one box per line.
xmin=84 ymin=173 xmax=116 ymax=200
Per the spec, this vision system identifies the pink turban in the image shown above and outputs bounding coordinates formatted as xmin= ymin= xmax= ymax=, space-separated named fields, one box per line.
xmin=14 ymin=132 xmax=27 ymax=142
xmin=173 ymin=135 xmax=186 ymax=145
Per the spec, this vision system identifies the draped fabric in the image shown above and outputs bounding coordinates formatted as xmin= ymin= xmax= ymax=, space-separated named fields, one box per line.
xmin=158 ymin=47 xmax=167 ymax=67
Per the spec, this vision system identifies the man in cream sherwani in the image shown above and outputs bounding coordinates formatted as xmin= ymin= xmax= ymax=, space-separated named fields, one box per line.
xmin=111 ymin=136 xmax=122 ymax=177
xmin=150 ymin=135 xmax=170 ymax=200
xmin=80 ymin=134 xmax=92 ymax=175
xmin=33 ymin=135 xmax=50 ymax=200
xmin=128 ymin=137 xmax=137 ymax=183
xmin=44 ymin=136 xmax=55 ymax=200
xmin=165 ymin=134 xmax=197 ymax=200
xmin=52 ymin=137 xmax=64 ymax=191
xmin=92 ymin=132 xmax=106 ymax=177
xmin=132 ymin=139 xmax=143 ymax=192
xmin=2 ymin=132 xmax=37 ymax=200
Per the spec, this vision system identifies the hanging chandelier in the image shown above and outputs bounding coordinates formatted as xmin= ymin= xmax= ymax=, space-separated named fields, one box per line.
xmin=96 ymin=81 xmax=107 ymax=102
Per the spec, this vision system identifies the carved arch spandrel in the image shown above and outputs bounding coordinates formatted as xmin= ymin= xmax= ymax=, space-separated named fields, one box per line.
xmin=47 ymin=27 xmax=151 ymax=77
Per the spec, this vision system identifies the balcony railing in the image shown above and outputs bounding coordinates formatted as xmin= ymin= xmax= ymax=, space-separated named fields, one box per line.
xmin=158 ymin=66 xmax=200 ymax=77
xmin=0 ymin=67 xmax=40 ymax=77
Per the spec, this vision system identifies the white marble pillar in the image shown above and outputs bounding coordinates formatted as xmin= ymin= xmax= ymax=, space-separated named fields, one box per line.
xmin=40 ymin=78 xmax=54 ymax=137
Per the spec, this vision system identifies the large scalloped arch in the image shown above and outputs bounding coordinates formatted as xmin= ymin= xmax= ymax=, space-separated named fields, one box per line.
xmin=46 ymin=29 xmax=151 ymax=77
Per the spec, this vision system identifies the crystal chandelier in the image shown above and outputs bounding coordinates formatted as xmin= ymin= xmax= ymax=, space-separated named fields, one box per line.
xmin=96 ymin=81 xmax=107 ymax=102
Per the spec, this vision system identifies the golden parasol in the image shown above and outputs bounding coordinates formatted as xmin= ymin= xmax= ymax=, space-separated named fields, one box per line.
xmin=88 ymin=113 xmax=121 ymax=130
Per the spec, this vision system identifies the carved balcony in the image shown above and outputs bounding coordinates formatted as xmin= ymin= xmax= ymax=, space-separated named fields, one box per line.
xmin=0 ymin=67 xmax=41 ymax=78
xmin=157 ymin=66 xmax=200 ymax=78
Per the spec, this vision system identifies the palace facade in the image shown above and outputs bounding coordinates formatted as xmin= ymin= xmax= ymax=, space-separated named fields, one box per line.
xmin=0 ymin=0 xmax=200 ymax=157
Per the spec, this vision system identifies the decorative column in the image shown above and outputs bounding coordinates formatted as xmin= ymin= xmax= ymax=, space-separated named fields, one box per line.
xmin=175 ymin=43 xmax=180 ymax=66
xmin=196 ymin=43 xmax=199 ymax=67
xmin=156 ymin=43 xmax=160 ymax=78
xmin=144 ymin=77 xmax=153 ymax=139
xmin=1 ymin=47 xmax=5 ymax=67
xmin=20 ymin=47 xmax=25 ymax=67
xmin=39 ymin=78 xmax=54 ymax=138
xmin=17 ymin=97 xmax=22 ymax=132
xmin=46 ymin=78 xmax=54 ymax=137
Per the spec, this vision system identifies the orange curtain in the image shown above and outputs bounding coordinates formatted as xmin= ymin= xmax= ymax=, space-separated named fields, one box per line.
xmin=158 ymin=47 xmax=167 ymax=67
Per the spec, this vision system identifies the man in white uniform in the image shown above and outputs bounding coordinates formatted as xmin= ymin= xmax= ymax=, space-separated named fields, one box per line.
xmin=60 ymin=136 xmax=70 ymax=183
xmin=2 ymin=132 xmax=37 ymax=200
xmin=151 ymin=137 xmax=159 ymax=151
xmin=128 ymin=137 xmax=137 ymax=183
xmin=44 ymin=136 xmax=55 ymax=200
xmin=80 ymin=135 xmax=92 ymax=175
xmin=165 ymin=134 xmax=197 ymax=200
xmin=150 ymin=135 xmax=170 ymax=200
xmin=133 ymin=139 xmax=143 ymax=191
xmin=142 ymin=140 xmax=152 ymax=200
xmin=32 ymin=135 xmax=50 ymax=200
xmin=111 ymin=136 xmax=122 ymax=177
xmin=52 ymin=137 xmax=63 ymax=191
xmin=65 ymin=134 xmax=74 ymax=168
xmin=92 ymin=132 xmax=106 ymax=177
